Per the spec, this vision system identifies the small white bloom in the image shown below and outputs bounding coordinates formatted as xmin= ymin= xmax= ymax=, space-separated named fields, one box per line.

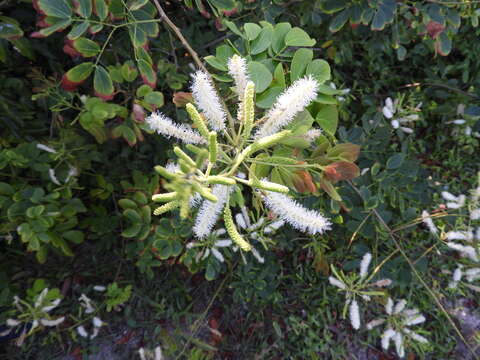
xmin=215 ymin=239 xmax=232 ymax=247
xmin=366 ymin=318 xmax=385 ymax=330
xmin=36 ymin=143 xmax=57 ymax=153
xmin=211 ymin=247 xmax=225 ymax=262
xmin=255 ymin=76 xmax=318 ymax=139
xmin=77 ymin=325 xmax=88 ymax=338
xmin=93 ymin=317 xmax=103 ymax=328
xmin=42 ymin=298 xmax=61 ymax=313
xmin=400 ymin=126 xmax=414 ymax=134
xmin=193 ymin=185 xmax=231 ymax=239
xmin=154 ymin=346 xmax=164 ymax=360
xmin=403 ymin=328 xmax=429 ymax=344
xmin=235 ymin=213 xmax=247 ymax=229
xmin=421 ymin=210 xmax=438 ymax=235
xmin=386 ymin=297 xmax=394 ymax=315
xmin=6 ymin=319 xmax=21 ymax=326
xmin=441 ymin=191 xmax=458 ymax=202
xmin=48 ymin=168 xmax=61 ymax=185
xmin=302 ymin=128 xmax=322 ymax=143
xmin=394 ymin=299 xmax=407 ymax=314
xmin=391 ymin=119 xmax=399 ymax=128
xmin=93 ymin=285 xmax=106 ymax=292
xmin=453 ymin=266 xmax=463 ymax=282
xmin=40 ymin=317 xmax=65 ymax=327
xmin=394 ymin=331 xmax=405 ymax=358
xmin=470 ymin=209 xmax=480 ymax=220
xmin=263 ymin=220 xmax=285 ymax=234
xmin=446 ymin=231 xmax=473 ymax=241
xmin=404 ymin=314 xmax=426 ymax=326
xmin=145 ymin=112 xmax=206 ymax=145
xmin=328 ymin=276 xmax=346 ymax=290
xmin=381 ymin=328 xmax=396 ymax=350
xmin=349 ymin=299 xmax=361 ymax=330
xmin=191 ymin=71 xmax=226 ymax=131
xmin=262 ymin=191 xmax=331 ymax=235
xmin=359 ymin=252 xmax=372 ymax=279
xmin=360 ymin=168 xmax=370 ymax=176
xmin=251 ymin=247 xmax=265 ymax=263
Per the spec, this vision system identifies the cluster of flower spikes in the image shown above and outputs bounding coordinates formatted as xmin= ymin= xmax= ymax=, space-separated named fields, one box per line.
xmin=145 ymin=55 xmax=331 ymax=252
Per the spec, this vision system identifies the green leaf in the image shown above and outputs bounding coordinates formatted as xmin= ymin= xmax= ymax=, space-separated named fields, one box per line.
xmin=65 ymin=62 xmax=94 ymax=82
xmin=224 ymin=20 xmax=245 ymax=39
xmin=0 ymin=20 xmax=23 ymax=40
xmin=306 ymin=59 xmax=331 ymax=84
xmin=38 ymin=0 xmax=73 ymax=18
xmin=0 ymin=182 xmax=14 ymax=195
xmin=63 ymin=230 xmax=84 ymax=244
xmin=73 ymin=37 xmax=100 ymax=57
xmin=271 ymin=22 xmax=291 ymax=53
xmin=244 ymin=23 xmax=262 ymax=41
xmin=290 ymin=48 xmax=313 ymax=82
xmin=386 ymin=153 xmax=405 ymax=169
xmin=122 ymin=223 xmax=142 ymax=237
xmin=371 ymin=0 xmax=396 ymax=31
xmin=136 ymin=84 xmax=152 ymax=97
xmin=329 ymin=9 xmax=350 ymax=32
xmin=272 ymin=63 xmax=286 ymax=88
xmin=320 ymin=0 xmax=347 ymax=14
xmin=94 ymin=66 xmax=114 ymax=98
xmin=128 ymin=0 xmax=149 ymax=10
xmin=285 ymin=27 xmax=316 ymax=47
xmin=250 ymin=27 xmax=273 ymax=55
xmin=436 ymin=32 xmax=452 ymax=56
xmin=144 ymin=91 xmax=164 ymax=107
xmin=138 ymin=59 xmax=156 ymax=88
xmin=256 ymin=86 xmax=283 ymax=109
xmin=76 ymin=0 xmax=92 ymax=18
xmin=209 ymin=0 xmax=236 ymax=11
xmin=316 ymin=105 xmax=338 ymax=136
xmin=247 ymin=61 xmax=272 ymax=93
xmin=67 ymin=21 xmax=89 ymax=40
xmin=121 ymin=61 xmax=138 ymax=82
xmin=94 ymin=0 xmax=108 ymax=20
xmin=204 ymin=55 xmax=228 ymax=71
xmin=39 ymin=18 xmax=72 ymax=37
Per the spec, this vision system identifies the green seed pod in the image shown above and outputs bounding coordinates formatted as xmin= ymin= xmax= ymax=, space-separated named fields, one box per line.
xmin=154 ymin=165 xmax=178 ymax=180
xmin=174 ymin=146 xmax=196 ymax=168
xmin=206 ymin=176 xmax=236 ymax=185
xmin=192 ymin=183 xmax=218 ymax=202
xmin=251 ymin=179 xmax=289 ymax=194
xmin=152 ymin=192 xmax=178 ymax=202
xmin=208 ymin=131 xmax=217 ymax=163
xmin=153 ymin=201 xmax=180 ymax=216
xmin=186 ymin=103 xmax=209 ymax=139
xmin=224 ymin=205 xmax=251 ymax=251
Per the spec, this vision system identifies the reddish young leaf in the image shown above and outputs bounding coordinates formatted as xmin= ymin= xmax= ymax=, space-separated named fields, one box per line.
xmin=426 ymin=21 xmax=445 ymax=39
xmin=323 ymin=161 xmax=360 ymax=183
xmin=172 ymin=92 xmax=193 ymax=107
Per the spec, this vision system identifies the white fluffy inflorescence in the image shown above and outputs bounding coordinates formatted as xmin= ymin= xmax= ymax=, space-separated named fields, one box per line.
xmin=193 ymin=185 xmax=231 ymax=239
xmin=145 ymin=112 xmax=206 ymax=144
xmin=255 ymin=76 xmax=318 ymax=139
xmin=262 ymin=191 xmax=331 ymax=235
xmin=191 ymin=70 xmax=226 ymax=131
xmin=368 ymin=297 xmax=428 ymax=358
xmin=227 ymin=55 xmax=250 ymax=100
xmin=421 ymin=210 xmax=438 ymax=235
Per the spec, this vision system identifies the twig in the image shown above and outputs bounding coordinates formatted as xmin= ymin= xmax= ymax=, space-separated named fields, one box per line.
xmin=153 ymin=0 xmax=207 ymax=73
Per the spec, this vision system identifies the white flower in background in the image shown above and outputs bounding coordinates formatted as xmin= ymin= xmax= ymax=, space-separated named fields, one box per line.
xmin=329 ymin=82 xmax=350 ymax=102
xmin=262 ymin=191 xmax=330 ymax=235
xmin=382 ymin=97 xmax=421 ymax=134
xmin=145 ymin=112 xmax=206 ymax=145
xmin=302 ymin=128 xmax=323 ymax=144
xmin=189 ymin=209 xmax=284 ymax=264
xmin=255 ymin=76 xmax=318 ymax=139
xmin=93 ymin=285 xmax=106 ymax=292
xmin=138 ymin=345 xmax=164 ymax=360
xmin=193 ymin=185 xmax=231 ymax=239
xmin=191 ymin=70 xmax=226 ymax=131
xmin=76 ymin=316 xmax=103 ymax=339
xmin=421 ymin=210 xmax=438 ymax=235
xmin=79 ymin=293 xmax=95 ymax=314
xmin=329 ymin=252 xmax=392 ymax=330
xmin=65 ymin=166 xmax=79 ymax=183
xmin=440 ymin=190 xmax=466 ymax=209
xmin=48 ymin=168 xmax=61 ymax=186
xmin=36 ymin=143 xmax=57 ymax=153
xmin=367 ymin=298 xmax=428 ymax=358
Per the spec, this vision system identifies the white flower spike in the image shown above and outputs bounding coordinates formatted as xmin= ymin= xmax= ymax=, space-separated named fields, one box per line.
xmin=145 ymin=112 xmax=206 ymax=145
xmin=191 ymin=70 xmax=226 ymax=131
